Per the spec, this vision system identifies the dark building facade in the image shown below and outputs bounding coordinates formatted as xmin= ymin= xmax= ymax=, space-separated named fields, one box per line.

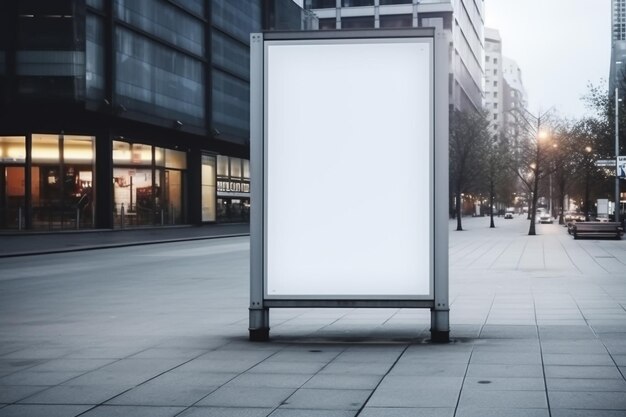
xmin=0 ymin=0 xmax=266 ymax=230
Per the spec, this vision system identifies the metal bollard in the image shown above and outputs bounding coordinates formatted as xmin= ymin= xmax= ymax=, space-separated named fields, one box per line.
xmin=160 ymin=209 xmax=164 ymax=226
xmin=120 ymin=203 xmax=125 ymax=230
xmin=18 ymin=207 xmax=22 ymax=231
xmin=170 ymin=204 xmax=174 ymax=225
xmin=76 ymin=208 xmax=80 ymax=230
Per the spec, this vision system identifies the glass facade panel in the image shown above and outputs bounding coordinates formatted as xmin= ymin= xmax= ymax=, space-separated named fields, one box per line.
xmin=341 ymin=16 xmax=375 ymax=28
xmin=165 ymin=169 xmax=183 ymax=224
xmin=379 ymin=0 xmax=412 ymax=4
xmin=165 ymin=149 xmax=187 ymax=169
xmin=64 ymin=136 xmax=94 ymax=164
xmin=342 ymin=0 xmax=374 ymax=6
xmin=217 ymin=155 xmax=229 ymax=177
xmin=113 ymin=167 xmax=157 ymax=226
xmin=212 ymin=70 xmax=249 ymax=139
xmin=212 ymin=31 xmax=249 ymax=80
xmin=115 ymin=27 xmax=205 ymax=127
xmin=201 ymin=155 xmax=216 ymax=222
xmin=86 ymin=0 xmax=105 ymax=10
xmin=112 ymin=141 xmax=153 ymax=165
xmin=32 ymin=134 xmax=60 ymax=163
xmin=115 ymin=0 xmax=204 ymax=56
xmin=212 ymin=0 xmax=262 ymax=44
xmin=319 ymin=18 xmax=336 ymax=30
xmin=2 ymin=167 xmax=25 ymax=229
xmin=310 ymin=0 xmax=337 ymax=8
xmin=230 ymin=157 xmax=241 ymax=179
xmin=0 ymin=137 xmax=26 ymax=163
xmin=379 ymin=14 xmax=412 ymax=28
xmin=242 ymin=159 xmax=250 ymax=179
xmin=86 ymin=14 xmax=104 ymax=100
xmin=171 ymin=0 xmax=204 ymax=16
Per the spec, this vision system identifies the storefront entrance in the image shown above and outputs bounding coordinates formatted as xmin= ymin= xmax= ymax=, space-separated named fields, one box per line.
xmin=0 ymin=166 xmax=25 ymax=229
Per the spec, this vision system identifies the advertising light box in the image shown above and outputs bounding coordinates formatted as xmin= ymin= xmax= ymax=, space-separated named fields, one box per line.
xmin=264 ymin=37 xmax=433 ymax=300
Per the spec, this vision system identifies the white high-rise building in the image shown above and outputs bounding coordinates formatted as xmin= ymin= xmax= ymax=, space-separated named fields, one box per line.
xmin=611 ymin=0 xmax=626 ymax=91
xmin=484 ymin=28 xmax=503 ymax=138
xmin=502 ymin=57 xmax=528 ymax=141
xmin=304 ymin=0 xmax=485 ymax=112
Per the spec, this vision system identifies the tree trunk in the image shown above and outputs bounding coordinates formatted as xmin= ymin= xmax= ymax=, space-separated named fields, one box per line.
xmin=528 ymin=175 xmax=540 ymax=236
xmin=455 ymin=188 xmax=463 ymax=231
xmin=489 ymin=179 xmax=495 ymax=228
xmin=558 ymin=187 xmax=566 ymax=225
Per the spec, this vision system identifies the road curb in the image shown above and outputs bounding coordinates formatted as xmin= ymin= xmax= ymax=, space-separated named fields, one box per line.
xmin=0 ymin=233 xmax=250 ymax=258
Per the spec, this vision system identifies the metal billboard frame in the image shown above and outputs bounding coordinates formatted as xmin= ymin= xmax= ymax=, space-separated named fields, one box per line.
xmin=249 ymin=28 xmax=449 ymax=342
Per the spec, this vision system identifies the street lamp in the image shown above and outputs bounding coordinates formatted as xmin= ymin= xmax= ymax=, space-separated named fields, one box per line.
xmin=615 ymin=61 xmax=622 ymax=225
xmin=584 ymin=146 xmax=592 ymax=221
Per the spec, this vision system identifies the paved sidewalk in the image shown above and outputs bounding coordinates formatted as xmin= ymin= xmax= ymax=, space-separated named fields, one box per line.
xmin=0 ymin=223 xmax=249 ymax=257
xmin=0 ymin=215 xmax=624 ymax=417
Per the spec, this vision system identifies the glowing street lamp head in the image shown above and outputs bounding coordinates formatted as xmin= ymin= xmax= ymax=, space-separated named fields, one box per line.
xmin=538 ymin=131 xmax=549 ymax=140
xmin=585 ymin=146 xmax=592 ymax=153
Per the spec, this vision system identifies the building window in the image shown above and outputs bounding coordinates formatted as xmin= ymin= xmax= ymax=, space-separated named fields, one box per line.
xmin=115 ymin=27 xmax=205 ymax=128
xmin=342 ymin=0 xmax=374 ymax=6
xmin=493 ymin=113 xmax=497 ymax=120
xmin=319 ymin=18 xmax=336 ymax=30
xmin=379 ymin=14 xmax=413 ymax=28
xmin=201 ymin=155 xmax=216 ymax=222
xmin=494 ymin=81 xmax=498 ymax=87
xmin=341 ymin=16 xmax=375 ymax=28
xmin=493 ymin=58 xmax=498 ymax=64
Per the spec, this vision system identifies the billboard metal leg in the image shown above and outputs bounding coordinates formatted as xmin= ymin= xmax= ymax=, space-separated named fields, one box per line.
xmin=249 ymin=308 xmax=270 ymax=341
xmin=430 ymin=308 xmax=450 ymax=343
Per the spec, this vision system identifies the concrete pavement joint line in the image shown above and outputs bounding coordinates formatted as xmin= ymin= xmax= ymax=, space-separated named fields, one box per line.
xmin=576 ymin=239 xmax=610 ymax=274
xmin=70 ymin=340 xmax=238 ymax=416
xmin=515 ymin=239 xmax=529 ymax=271
xmin=465 ymin=238 xmax=500 ymax=268
xmin=380 ymin=308 xmax=402 ymax=326
xmin=571 ymin=290 xmax=626 ymax=383
xmin=532 ymin=290 xmax=553 ymax=417
xmin=171 ymin=342 xmax=316 ymax=417
xmin=354 ymin=342 xmax=411 ymax=416
xmin=557 ymin=234 xmax=582 ymax=274
xmin=488 ymin=236 xmax=516 ymax=269
xmin=452 ymin=346 xmax=475 ymax=417
xmin=262 ymin=345 xmax=347 ymax=415
xmin=0 ymin=233 xmax=251 ymax=258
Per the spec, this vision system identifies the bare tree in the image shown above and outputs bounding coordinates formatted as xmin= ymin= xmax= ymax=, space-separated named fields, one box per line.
xmin=449 ymin=109 xmax=491 ymax=231
xmin=508 ymin=109 xmax=558 ymax=235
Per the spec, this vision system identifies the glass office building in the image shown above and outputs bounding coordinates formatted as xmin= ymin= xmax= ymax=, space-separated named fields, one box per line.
xmin=0 ymin=0 xmax=269 ymax=229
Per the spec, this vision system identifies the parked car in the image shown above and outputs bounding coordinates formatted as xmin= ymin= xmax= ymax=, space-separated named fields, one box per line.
xmin=539 ymin=212 xmax=553 ymax=224
xmin=564 ymin=211 xmax=585 ymax=222
xmin=504 ymin=212 xmax=514 ymax=219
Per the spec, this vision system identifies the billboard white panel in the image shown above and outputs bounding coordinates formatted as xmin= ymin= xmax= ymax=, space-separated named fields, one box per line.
xmin=264 ymin=38 xmax=433 ymax=299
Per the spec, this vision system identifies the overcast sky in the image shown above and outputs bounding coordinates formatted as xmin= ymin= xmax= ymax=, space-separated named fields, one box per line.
xmin=485 ymin=0 xmax=610 ymax=119
xmin=293 ymin=0 xmax=610 ymax=118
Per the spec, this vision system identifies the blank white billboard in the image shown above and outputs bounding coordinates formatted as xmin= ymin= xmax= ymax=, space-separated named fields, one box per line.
xmin=264 ymin=38 xmax=433 ymax=299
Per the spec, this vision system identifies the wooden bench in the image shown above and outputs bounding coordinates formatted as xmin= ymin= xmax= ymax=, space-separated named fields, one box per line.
xmin=572 ymin=222 xmax=622 ymax=240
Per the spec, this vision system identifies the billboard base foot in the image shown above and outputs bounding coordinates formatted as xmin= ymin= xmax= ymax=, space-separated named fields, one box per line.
xmin=249 ymin=308 xmax=270 ymax=341
xmin=249 ymin=328 xmax=270 ymax=341
xmin=430 ymin=330 xmax=450 ymax=343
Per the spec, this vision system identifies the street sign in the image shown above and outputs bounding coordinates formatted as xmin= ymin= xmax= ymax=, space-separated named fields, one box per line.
xmin=618 ymin=156 xmax=626 ymax=178
xmin=596 ymin=160 xmax=616 ymax=167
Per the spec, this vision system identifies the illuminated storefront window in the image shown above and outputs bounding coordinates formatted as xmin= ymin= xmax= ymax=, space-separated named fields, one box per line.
xmin=112 ymin=139 xmax=187 ymax=227
xmin=216 ymin=155 xmax=249 ymax=222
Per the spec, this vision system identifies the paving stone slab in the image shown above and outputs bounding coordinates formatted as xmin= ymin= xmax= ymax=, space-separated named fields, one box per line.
xmin=281 ymin=388 xmax=370 ymax=410
xmin=0 ymin=404 xmax=91 ymax=417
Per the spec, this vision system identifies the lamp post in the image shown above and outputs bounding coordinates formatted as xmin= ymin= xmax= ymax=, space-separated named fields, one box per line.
xmin=585 ymin=146 xmax=592 ymax=221
xmin=615 ymin=61 xmax=622 ymax=225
